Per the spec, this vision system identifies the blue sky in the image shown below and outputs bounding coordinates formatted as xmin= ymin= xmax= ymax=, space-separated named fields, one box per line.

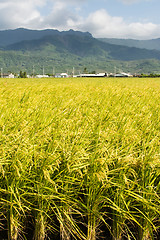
xmin=0 ymin=0 xmax=160 ymax=39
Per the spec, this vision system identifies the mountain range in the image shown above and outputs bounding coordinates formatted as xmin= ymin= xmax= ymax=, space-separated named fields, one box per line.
xmin=98 ymin=38 xmax=160 ymax=51
xmin=1 ymin=28 xmax=160 ymax=74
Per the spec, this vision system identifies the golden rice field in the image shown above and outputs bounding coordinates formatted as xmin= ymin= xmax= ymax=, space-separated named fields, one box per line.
xmin=0 ymin=77 xmax=159 ymax=240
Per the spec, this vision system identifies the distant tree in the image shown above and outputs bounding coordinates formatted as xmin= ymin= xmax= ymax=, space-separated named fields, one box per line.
xmin=90 ymin=70 xmax=96 ymax=74
xmin=46 ymin=73 xmax=53 ymax=77
xmin=19 ymin=71 xmax=23 ymax=78
xmin=19 ymin=71 xmax=27 ymax=78
xmin=83 ymin=67 xmax=88 ymax=74
xmin=23 ymin=72 xmax=27 ymax=78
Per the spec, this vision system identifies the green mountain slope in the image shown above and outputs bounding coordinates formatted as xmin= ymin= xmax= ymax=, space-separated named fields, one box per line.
xmin=1 ymin=46 xmax=160 ymax=75
xmin=5 ymin=32 xmax=160 ymax=61
xmin=98 ymin=38 xmax=160 ymax=51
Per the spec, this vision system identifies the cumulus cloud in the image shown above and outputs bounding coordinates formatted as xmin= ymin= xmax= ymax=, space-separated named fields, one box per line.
xmin=79 ymin=9 xmax=160 ymax=39
xmin=0 ymin=0 xmax=85 ymax=29
xmin=0 ymin=0 xmax=45 ymax=29
xmin=41 ymin=1 xmax=82 ymax=30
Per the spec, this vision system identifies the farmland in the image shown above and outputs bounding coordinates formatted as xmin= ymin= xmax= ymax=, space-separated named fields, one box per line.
xmin=0 ymin=77 xmax=159 ymax=240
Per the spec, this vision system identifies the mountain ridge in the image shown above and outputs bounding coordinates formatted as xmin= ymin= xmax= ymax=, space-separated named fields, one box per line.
xmin=98 ymin=37 xmax=160 ymax=51
xmin=0 ymin=28 xmax=92 ymax=47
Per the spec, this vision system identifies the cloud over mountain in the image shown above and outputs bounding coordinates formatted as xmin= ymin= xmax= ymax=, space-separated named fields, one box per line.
xmin=80 ymin=9 xmax=160 ymax=39
xmin=0 ymin=0 xmax=159 ymax=39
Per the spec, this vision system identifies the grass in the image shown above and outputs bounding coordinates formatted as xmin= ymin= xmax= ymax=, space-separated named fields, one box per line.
xmin=0 ymin=77 xmax=159 ymax=240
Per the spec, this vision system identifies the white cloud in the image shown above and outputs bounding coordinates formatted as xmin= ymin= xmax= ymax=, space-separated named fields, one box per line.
xmin=119 ymin=0 xmax=152 ymax=4
xmin=42 ymin=1 xmax=82 ymax=30
xmin=0 ymin=0 xmax=45 ymax=29
xmin=78 ymin=9 xmax=160 ymax=39
xmin=0 ymin=0 xmax=85 ymax=29
xmin=53 ymin=0 xmax=86 ymax=3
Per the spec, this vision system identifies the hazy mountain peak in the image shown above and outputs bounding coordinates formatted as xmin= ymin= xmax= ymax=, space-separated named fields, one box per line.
xmin=0 ymin=28 xmax=92 ymax=47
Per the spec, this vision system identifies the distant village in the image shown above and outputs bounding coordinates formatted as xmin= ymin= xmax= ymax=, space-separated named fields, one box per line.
xmin=0 ymin=70 xmax=159 ymax=79
xmin=0 ymin=71 xmax=138 ymax=78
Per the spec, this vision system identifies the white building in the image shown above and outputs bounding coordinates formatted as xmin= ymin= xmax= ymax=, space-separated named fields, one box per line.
xmin=3 ymin=73 xmax=15 ymax=78
xmin=36 ymin=74 xmax=49 ymax=78
xmin=55 ymin=73 xmax=69 ymax=78
xmin=114 ymin=72 xmax=133 ymax=77
xmin=73 ymin=73 xmax=108 ymax=78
